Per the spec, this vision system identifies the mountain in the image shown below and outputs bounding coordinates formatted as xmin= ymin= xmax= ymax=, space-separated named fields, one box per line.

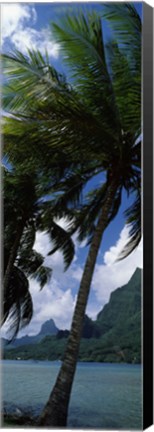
xmin=83 ymin=267 xmax=141 ymax=363
xmin=96 ymin=267 xmax=141 ymax=335
xmin=37 ymin=319 xmax=58 ymax=337
xmin=4 ymin=319 xmax=59 ymax=349
xmin=56 ymin=315 xmax=101 ymax=340
xmin=3 ymin=268 xmax=141 ymax=363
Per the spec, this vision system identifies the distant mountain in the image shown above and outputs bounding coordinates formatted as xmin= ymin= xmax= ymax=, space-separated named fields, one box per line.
xmin=37 ymin=319 xmax=58 ymax=337
xmin=4 ymin=319 xmax=59 ymax=349
xmin=56 ymin=315 xmax=101 ymax=340
xmin=82 ymin=314 xmax=101 ymax=338
xmin=3 ymin=268 xmax=141 ymax=363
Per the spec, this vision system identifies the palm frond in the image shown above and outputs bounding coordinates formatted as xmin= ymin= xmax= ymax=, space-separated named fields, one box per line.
xmin=33 ymin=265 xmax=52 ymax=289
xmin=52 ymin=12 xmax=121 ymax=133
xmin=118 ymin=192 xmax=141 ymax=260
xmin=3 ymin=265 xmax=33 ymax=341
xmin=102 ymin=2 xmax=141 ymax=70
xmin=2 ymin=49 xmax=68 ymax=115
xmin=48 ymin=221 xmax=75 ymax=270
xmin=47 ymin=167 xmax=100 ymax=217
xmin=106 ymin=40 xmax=141 ymax=136
xmin=69 ymin=181 xmax=109 ymax=243
xmin=107 ymin=187 xmax=122 ymax=224
xmin=17 ymin=249 xmax=44 ymax=276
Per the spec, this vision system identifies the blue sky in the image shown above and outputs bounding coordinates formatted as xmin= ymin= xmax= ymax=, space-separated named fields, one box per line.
xmin=1 ymin=2 xmax=142 ymax=337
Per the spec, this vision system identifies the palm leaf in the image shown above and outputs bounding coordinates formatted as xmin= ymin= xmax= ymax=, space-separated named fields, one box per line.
xmin=102 ymin=2 xmax=141 ymax=71
xmin=48 ymin=221 xmax=75 ymax=270
xmin=3 ymin=264 xmax=33 ymax=341
xmin=52 ymin=12 xmax=121 ymax=133
xmin=17 ymin=250 xmax=44 ymax=276
xmin=2 ymin=49 xmax=68 ymax=115
xmin=106 ymin=40 xmax=141 ymax=136
xmin=33 ymin=265 xmax=52 ymax=289
xmin=118 ymin=192 xmax=141 ymax=260
xmin=69 ymin=182 xmax=109 ymax=243
xmin=107 ymin=187 xmax=122 ymax=224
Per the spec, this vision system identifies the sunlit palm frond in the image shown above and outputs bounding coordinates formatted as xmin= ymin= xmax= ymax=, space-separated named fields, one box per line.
xmin=52 ymin=12 xmax=120 ymax=133
xmin=2 ymin=49 xmax=68 ymax=115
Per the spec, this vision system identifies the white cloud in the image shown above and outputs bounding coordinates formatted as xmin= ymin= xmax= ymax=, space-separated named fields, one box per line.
xmin=1 ymin=4 xmax=59 ymax=58
xmin=27 ymin=279 xmax=76 ymax=334
xmin=20 ymin=227 xmax=82 ymax=334
xmin=92 ymin=226 xmax=143 ymax=306
xmin=71 ymin=266 xmax=83 ymax=282
xmin=34 ymin=231 xmax=51 ymax=256
xmin=104 ymin=225 xmax=131 ymax=265
xmin=1 ymin=4 xmax=36 ymax=42
xmin=11 ymin=27 xmax=59 ymax=58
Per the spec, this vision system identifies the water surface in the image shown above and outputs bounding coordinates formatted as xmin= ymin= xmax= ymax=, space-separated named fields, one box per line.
xmin=2 ymin=360 xmax=142 ymax=429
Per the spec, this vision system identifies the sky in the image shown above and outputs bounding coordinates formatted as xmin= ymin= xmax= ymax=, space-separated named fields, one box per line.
xmin=1 ymin=2 xmax=143 ymax=338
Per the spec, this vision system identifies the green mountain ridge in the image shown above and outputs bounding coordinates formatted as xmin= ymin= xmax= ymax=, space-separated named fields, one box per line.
xmin=3 ymin=268 xmax=141 ymax=363
xmin=97 ymin=267 xmax=141 ymax=333
xmin=3 ymin=318 xmax=58 ymax=349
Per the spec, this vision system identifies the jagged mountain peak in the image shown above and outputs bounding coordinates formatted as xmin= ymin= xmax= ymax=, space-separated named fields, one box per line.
xmin=38 ymin=319 xmax=58 ymax=336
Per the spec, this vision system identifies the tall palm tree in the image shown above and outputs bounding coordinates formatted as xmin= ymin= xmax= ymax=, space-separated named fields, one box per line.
xmin=38 ymin=5 xmax=141 ymax=426
xmin=2 ymin=3 xmax=141 ymax=426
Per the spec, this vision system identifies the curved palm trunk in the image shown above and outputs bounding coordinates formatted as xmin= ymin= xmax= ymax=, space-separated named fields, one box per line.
xmin=39 ymin=180 xmax=118 ymax=427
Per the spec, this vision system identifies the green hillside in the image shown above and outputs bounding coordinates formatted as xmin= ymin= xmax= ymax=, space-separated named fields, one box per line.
xmin=97 ymin=267 xmax=141 ymax=333
xmin=3 ymin=268 xmax=141 ymax=363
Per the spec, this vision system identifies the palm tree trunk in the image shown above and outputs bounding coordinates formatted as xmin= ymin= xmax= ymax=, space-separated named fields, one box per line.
xmin=39 ymin=180 xmax=118 ymax=427
xmin=4 ymin=220 xmax=25 ymax=297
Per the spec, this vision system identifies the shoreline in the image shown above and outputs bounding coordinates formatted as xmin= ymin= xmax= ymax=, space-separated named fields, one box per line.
xmin=2 ymin=412 xmax=37 ymax=427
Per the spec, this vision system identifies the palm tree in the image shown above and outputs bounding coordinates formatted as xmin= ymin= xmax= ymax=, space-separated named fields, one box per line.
xmin=2 ymin=3 xmax=141 ymax=426
xmin=38 ymin=5 xmax=141 ymax=426
xmin=3 ymin=167 xmax=75 ymax=339
xmin=2 ymin=49 xmax=110 ymax=342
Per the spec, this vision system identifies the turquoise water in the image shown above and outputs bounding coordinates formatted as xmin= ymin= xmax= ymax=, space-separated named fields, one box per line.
xmin=2 ymin=360 xmax=142 ymax=429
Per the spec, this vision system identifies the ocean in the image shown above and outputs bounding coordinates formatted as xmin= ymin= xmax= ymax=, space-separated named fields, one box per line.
xmin=2 ymin=360 xmax=142 ymax=429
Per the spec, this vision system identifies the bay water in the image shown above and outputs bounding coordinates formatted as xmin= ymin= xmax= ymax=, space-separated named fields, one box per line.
xmin=2 ymin=360 xmax=142 ymax=429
